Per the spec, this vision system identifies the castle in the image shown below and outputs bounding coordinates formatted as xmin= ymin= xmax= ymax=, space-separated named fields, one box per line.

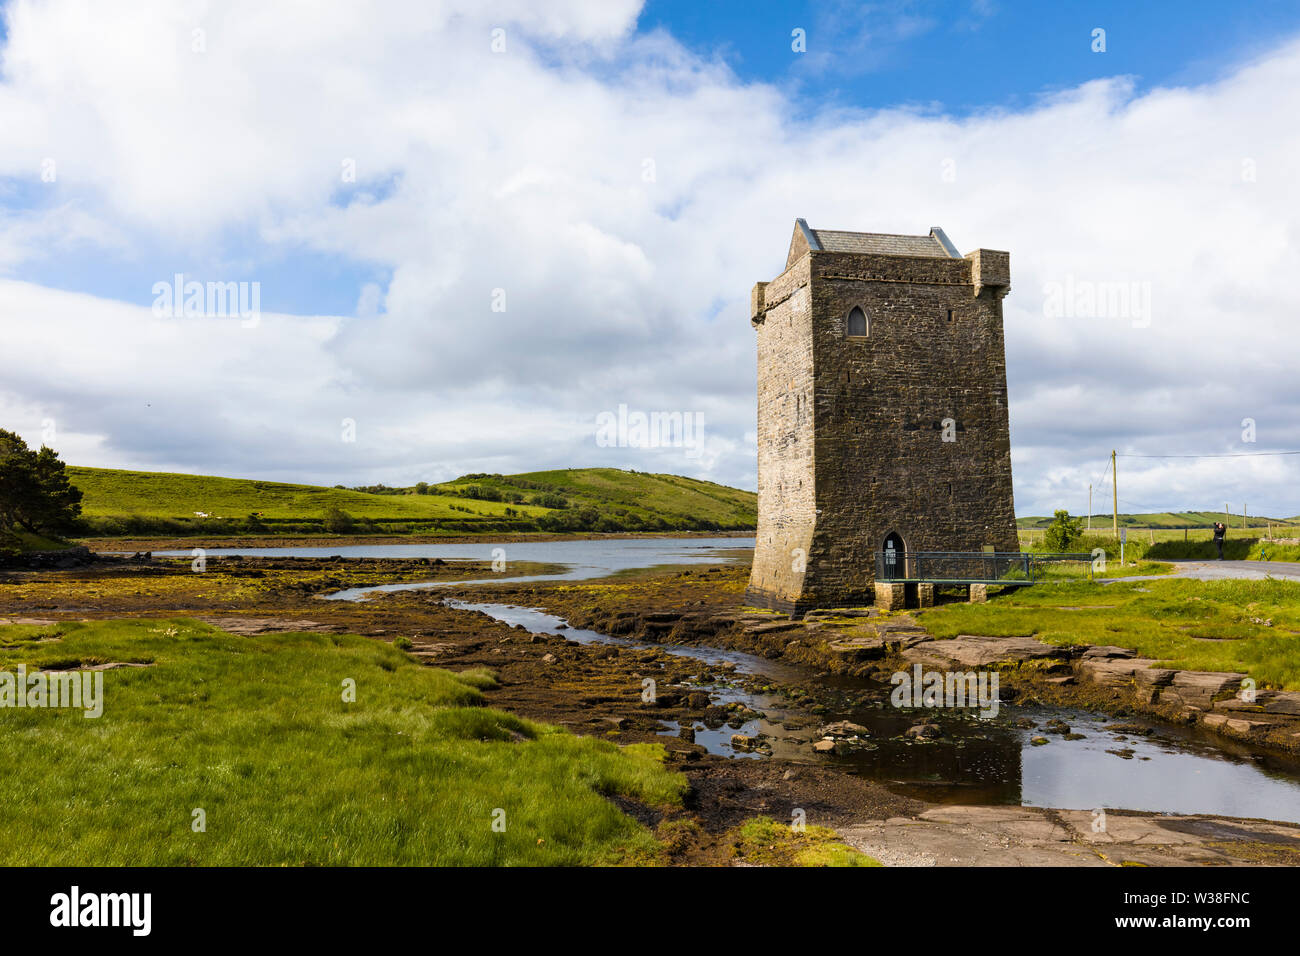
xmin=744 ymin=219 xmax=1019 ymax=615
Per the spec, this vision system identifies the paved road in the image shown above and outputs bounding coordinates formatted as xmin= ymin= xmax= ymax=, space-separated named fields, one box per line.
xmin=1097 ymin=559 xmax=1300 ymax=584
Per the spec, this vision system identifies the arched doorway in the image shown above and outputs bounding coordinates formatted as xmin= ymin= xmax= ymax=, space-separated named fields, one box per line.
xmin=881 ymin=531 xmax=905 ymax=580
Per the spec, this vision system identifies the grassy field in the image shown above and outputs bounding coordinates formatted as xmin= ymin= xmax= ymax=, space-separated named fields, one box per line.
xmin=918 ymin=577 xmax=1300 ymax=690
xmin=65 ymin=465 xmax=756 ymax=538
xmin=0 ymin=618 xmax=686 ymax=865
xmin=1018 ymin=511 xmax=1300 ymax=531
xmin=70 ymin=466 xmax=547 ymax=522
xmin=431 ymin=469 xmax=757 ymax=528
xmin=1017 ymin=528 xmax=1300 ymax=564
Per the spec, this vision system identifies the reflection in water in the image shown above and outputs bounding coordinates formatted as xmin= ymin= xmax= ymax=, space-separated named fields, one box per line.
xmin=453 ymin=599 xmax=1300 ymax=823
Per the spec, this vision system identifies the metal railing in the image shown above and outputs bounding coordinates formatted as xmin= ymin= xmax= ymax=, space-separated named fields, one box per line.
xmin=875 ymin=550 xmax=1095 ymax=584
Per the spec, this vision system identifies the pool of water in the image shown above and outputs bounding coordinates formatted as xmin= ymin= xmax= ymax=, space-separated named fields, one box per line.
xmin=451 ymin=600 xmax=1300 ymax=823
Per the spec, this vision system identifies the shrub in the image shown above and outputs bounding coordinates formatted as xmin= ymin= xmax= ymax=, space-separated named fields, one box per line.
xmin=1043 ymin=509 xmax=1083 ymax=552
xmin=322 ymin=507 xmax=355 ymax=534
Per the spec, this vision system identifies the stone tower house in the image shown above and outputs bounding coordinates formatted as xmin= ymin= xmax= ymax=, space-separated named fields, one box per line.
xmin=745 ymin=219 xmax=1019 ymax=615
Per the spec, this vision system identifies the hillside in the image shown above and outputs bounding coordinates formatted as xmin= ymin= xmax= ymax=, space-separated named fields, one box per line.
xmin=66 ymin=466 xmax=756 ymax=538
xmin=431 ymin=469 xmax=755 ymax=528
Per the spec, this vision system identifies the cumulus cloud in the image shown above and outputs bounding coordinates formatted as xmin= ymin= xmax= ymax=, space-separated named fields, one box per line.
xmin=1 ymin=0 xmax=1298 ymax=516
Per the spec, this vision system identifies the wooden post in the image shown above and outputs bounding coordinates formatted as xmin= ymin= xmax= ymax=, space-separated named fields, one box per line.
xmin=1112 ymin=450 xmax=1118 ymax=542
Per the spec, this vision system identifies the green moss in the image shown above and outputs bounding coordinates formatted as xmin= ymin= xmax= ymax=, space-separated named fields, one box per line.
xmin=730 ymin=817 xmax=880 ymax=867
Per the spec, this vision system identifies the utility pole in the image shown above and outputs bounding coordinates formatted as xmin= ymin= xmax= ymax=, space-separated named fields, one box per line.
xmin=1112 ymin=450 xmax=1118 ymax=541
xmin=1088 ymin=483 xmax=1092 ymax=532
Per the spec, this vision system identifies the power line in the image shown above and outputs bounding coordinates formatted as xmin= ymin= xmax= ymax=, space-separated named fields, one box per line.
xmin=1089 ymin=457 xmax=1111 ymax=491
xmin=1118 ymin=451 xmax=1300 ymax=459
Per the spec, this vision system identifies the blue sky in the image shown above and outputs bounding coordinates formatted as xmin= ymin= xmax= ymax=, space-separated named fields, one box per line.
xmin=3 ymin=0 xmax=1300 ymax=517
xmin=641 ymin=0 xmax=1300 ymax=113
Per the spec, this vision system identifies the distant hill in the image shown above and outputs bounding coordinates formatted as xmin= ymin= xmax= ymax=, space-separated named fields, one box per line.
xmin=66 ymin=466 xmax=756 ymax=537
xmin=1017 ymin=511 xmax=1300 ymax=530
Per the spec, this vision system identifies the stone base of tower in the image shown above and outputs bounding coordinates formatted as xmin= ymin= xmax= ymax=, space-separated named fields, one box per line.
xmin=744 ymin=583 xmax=879 ymax=619
xmin=742 ymin=586 xmax=814 ymax=618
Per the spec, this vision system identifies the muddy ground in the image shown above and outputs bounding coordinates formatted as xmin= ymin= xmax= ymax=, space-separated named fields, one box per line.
xmin=3 ymin=553 xmax=1299 ymax=866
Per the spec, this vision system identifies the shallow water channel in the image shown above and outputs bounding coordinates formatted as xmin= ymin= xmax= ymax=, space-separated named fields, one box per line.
xmin=169 ymin=537 xmax=1300 ymax=822
xmin=450 ymin=600 xmax=1300 ymax=823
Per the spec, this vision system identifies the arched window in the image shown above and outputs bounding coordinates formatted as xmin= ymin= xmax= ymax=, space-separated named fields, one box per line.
xmin=846 ymin=306 xmax=868 ymax=337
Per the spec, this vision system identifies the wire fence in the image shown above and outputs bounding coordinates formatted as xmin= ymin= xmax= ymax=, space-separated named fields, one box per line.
xmin=875 ymin=550 xmax=1095 ymax=583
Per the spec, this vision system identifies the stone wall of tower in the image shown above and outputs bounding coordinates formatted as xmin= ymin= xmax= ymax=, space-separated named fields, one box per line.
xmin=744 ymin=256 xmax=817 ymax=613
xmin=745 ymin=240 xmax=1019 ymax=615
xmin=801 ymin=250 xmax=1019 ymax=606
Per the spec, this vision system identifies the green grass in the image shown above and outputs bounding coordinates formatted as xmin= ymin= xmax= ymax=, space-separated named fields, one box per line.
xmin=0 ymin=529 xmax=70 ymax=553
xmin=1025 ymin=559 xmax=1174 ymax=581
xmin=65 ymin=465 xmax=756 ymax=538
xmin=918 ymin=577 xmax=1300 ymax=689
xmin=431 ymin=468 xmax=757 ymax=528
xmin=69 ymin=466 xmax=548 ymax=522
xmin=0 ymin=619 xmax=685 ymax=865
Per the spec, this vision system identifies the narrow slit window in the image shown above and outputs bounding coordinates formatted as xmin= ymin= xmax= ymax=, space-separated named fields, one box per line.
xmin=847 ymin=306 xmax=868 ymax=337
xmin=946 ymin=309 xmax=954 ymax=323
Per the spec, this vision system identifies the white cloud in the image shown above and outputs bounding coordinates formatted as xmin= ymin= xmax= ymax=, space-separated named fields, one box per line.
xmin=1 ymin=1 xmax=1299 ymax=516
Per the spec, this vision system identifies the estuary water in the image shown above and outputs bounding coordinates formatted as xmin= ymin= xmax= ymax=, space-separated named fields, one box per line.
xmin=157 ymin=535 xmax=1300 ymax=821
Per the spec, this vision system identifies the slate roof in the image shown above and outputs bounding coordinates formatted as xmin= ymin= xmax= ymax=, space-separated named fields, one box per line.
xmin=793 ymin=219 xmax=962 ymax=260
xmin=814 ymin=229 xmax=951 ymax=257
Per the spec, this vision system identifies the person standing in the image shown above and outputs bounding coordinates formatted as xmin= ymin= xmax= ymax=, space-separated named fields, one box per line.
xmin=1213 ymin=521 xmax=1227 ymax=560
